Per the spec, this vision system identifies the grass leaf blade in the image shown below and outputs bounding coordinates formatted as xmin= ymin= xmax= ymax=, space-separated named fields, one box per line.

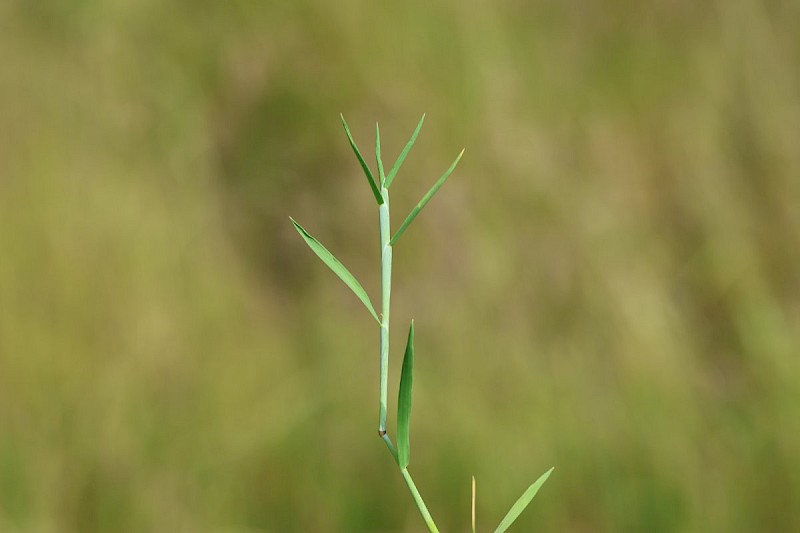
xmin=341 ymin=114 xmax=384 ymax=205
xmin=397 ymin=321 xmax=415 ymax=469
xmin=385 ymin=114 xmax=425 ymax=189
xmin=290 ymin=217 xmax=380 ymax=324
xmin=390 ymin=148 xmax=464 ymax=246
xmin=494 ymin=467 xmax=554 ymax=533
xmin=376 ymin=123 xmax=386 ymax=187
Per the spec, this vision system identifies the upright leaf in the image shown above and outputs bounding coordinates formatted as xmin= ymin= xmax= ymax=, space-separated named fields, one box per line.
xmin=397 ymin=321 xmax=415 ymax=469
xmin=390 ymin=148 xmax=464 ymax=246
xmin=385 ymin=114 xmax=425 ymax=189
xmin=494 ymin=467 xmax=554 ymax=533
xmin=290 ymin=217 xmax=380 ymax=324
xmin=340 ymin=114 xmax=384 ymax=205
xmin=376 ymin=123 xmax=386 ymax=187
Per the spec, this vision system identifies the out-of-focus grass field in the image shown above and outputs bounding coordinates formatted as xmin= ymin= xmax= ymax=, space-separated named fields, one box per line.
xmin=2 ymin=1 xmax=799 ymax=531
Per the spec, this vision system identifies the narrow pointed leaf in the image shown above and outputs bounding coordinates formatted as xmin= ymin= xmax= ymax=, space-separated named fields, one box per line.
xmin=390 ymin=148 xmax=464 ymax=246
xmin=397 ymin=321 xmax=415 ymax=469
xmin=385 ymin=114 xmax=425 ymax=189
xmin=376 ymin=123 xmax=386 ymax=187
xmin=290 ymin=217 xmax=380 ymax=324
xmin=494 ymin=467 xmax=554 ymax=533
xmin=340 ymin=114 xmax=384 ymax=205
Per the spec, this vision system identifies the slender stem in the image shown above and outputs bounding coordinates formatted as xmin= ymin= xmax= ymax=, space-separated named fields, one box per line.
xmin=378 ymin=187 xmax=392 ymax=434
xmin=401 ymin=468 xmax=440 ymax=533
xmin=377 ymin=184 xmax=440 ymax=532
xmin=382 ymin=433 xmax=399 ymax=464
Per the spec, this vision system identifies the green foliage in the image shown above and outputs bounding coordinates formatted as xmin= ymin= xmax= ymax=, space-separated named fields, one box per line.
xmin=397 ymin=321 xmax=415 ymax=470
xmin=299 ymin=117 xmax=465 ymax=530
xmin=385 ymin=114 xmax=425 ymax=189
xmin=494 ymin=468 xmax=554 ymax=533
xmin=290 ymin=217 xmax=380 ymax=324
xmin=375 ymin=123 xmax=386 ymax=186
xmin=293 ymin=118 xmax=549 ymax=531
xmin=390 ymin=148 xmax=464 ymax=246
xmin=340 ymin=114 xmax=384 ymax=205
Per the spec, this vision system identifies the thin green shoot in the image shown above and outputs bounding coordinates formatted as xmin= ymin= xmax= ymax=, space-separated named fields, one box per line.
xmin=292 ymin=116 xmax=551 ymax=533
xmin=377 ymin=187 xmax=391 ymax=434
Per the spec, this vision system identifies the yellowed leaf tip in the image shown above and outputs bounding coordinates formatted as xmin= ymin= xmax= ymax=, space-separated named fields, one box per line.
xmin=471 ymin=476 xmax=476 ymax=533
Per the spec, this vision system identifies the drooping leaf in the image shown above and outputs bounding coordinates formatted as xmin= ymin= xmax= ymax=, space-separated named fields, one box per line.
xmin=340 ymin=114 xmax=384 ymax=205
xmin=397 ymin=321 xmax=415 ymax=469
xmin=376 ymin=123 xmax=386 ymax=187
xmin=494 ymin=467 xmax=554 ymax=533
xmin=390 ymin=148 xmax=464 ymax=246
xmin=385 ymin=114 xmax=425 ymax=189
xmin=290 ymin=217 xmax=380 ymax=324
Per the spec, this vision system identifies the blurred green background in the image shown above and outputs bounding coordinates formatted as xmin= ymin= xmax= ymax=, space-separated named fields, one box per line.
xmin=2 ymin=1 xmax=799 ymax=531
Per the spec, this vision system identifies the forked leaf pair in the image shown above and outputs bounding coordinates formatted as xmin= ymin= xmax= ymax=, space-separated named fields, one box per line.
xmin=341 ymin=114 xmax=462 ymax=244
xmin=341 ymin=113 xmax=426 ymax=199
xmin=291 ymin=115 xmax=461 ymax=322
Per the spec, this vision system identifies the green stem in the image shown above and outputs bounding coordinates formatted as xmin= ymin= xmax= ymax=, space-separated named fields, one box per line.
xmin=378 ymin=187 xmax=391 ymax=435
xmin=377 ymin=185 xmax=439 ymax=532
xmin=401 ymin=468 xmax=440 ymax=533
xmin=382 ymin=433 xmax=399 ymax=464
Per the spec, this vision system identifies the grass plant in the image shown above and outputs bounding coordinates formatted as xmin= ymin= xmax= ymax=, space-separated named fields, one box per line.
xmin=291 ymin=115 xmax=552 ymax=532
